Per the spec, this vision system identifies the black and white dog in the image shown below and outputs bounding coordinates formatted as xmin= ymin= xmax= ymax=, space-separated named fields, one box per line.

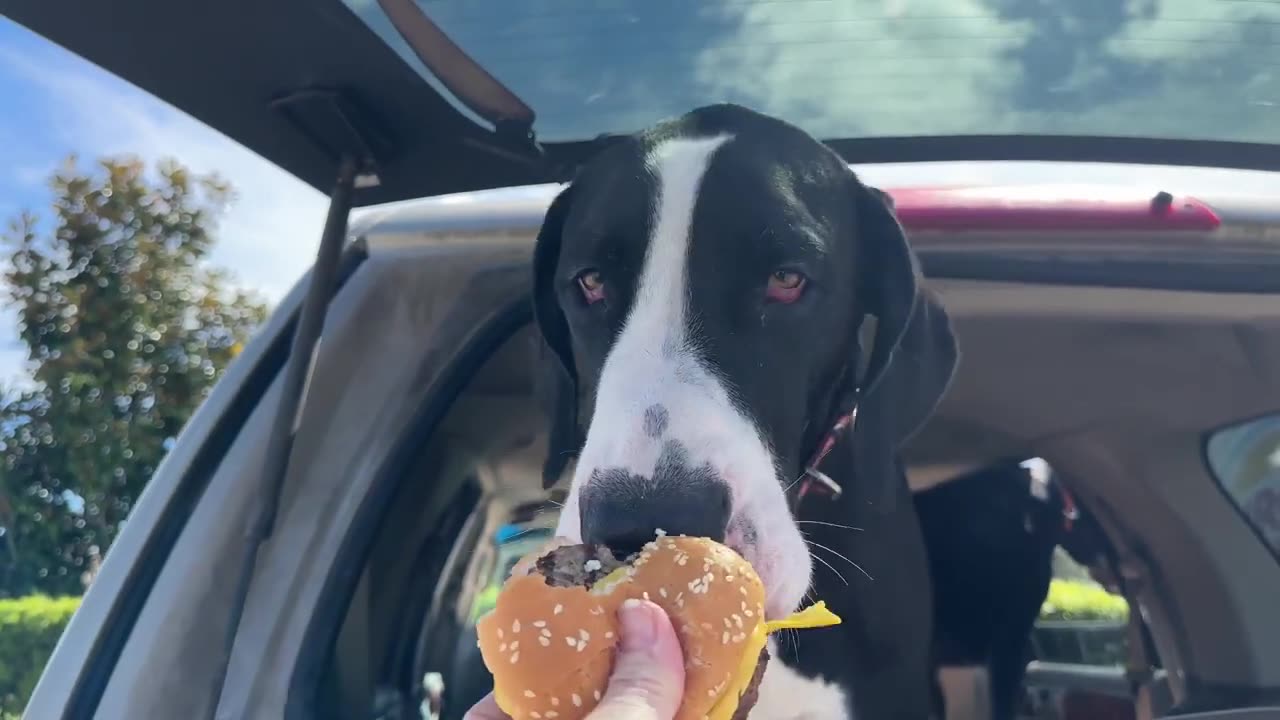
xmin=532 ymin=104 xmax=959 ymax=719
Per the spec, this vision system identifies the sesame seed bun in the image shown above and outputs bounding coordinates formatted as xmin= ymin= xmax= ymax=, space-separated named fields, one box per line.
xmin=476 ymin=535 xmax=771 ymax=720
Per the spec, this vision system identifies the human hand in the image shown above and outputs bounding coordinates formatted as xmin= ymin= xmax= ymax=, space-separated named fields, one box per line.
xmin=465 ymin=599 xmax=687 ymax=720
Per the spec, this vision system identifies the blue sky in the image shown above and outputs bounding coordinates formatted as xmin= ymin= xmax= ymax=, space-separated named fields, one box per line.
xmin=0 ymin=17 xmax=327 ymax=386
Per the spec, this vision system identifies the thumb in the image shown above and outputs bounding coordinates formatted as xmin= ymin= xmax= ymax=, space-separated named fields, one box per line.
xmin=588 ymin=599 xmax=686 ymax=720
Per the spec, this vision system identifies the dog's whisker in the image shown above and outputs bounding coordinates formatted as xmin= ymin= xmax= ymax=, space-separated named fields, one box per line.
xmin=782 ymin=471 xmax=807 ymax=495
xmin=806 ymin=539 xmax=874 ymax=582
xmin=796 ymin=520 xmax=864 ymax=532
xmin=808 ymin=550 xmax=849 ymax=586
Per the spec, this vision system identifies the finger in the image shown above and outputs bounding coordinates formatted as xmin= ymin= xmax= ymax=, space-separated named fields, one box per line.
xmin=464 ymin=692 xmax=511 ymax=720
xmin=588 ymin=599 xmax=686 ymax=720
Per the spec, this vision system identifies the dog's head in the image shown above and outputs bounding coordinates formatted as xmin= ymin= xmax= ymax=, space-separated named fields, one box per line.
xmin=532 ymin=104 xmax=957 ymax=618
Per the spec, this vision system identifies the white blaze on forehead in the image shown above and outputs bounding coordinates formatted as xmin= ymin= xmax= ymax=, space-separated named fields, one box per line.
xmin=633 ymin=135 xmax=733 ymax=348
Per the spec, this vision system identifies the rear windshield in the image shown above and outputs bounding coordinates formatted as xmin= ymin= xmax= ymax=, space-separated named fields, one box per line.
xmin=344 ymin=0 xmax=1280 ymax=145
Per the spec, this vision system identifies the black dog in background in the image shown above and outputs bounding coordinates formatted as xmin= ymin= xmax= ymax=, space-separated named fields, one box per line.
xmin=916 ymin=459 xmax=1107 ymax=720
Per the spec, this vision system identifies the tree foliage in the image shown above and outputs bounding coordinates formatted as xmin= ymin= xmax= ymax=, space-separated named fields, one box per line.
xmin=0 ymin=156 xmax=267 ymax=596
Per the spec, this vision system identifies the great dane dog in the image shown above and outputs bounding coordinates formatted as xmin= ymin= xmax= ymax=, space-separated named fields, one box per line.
xmin=531 ymin=104 xmax=959 ymax=719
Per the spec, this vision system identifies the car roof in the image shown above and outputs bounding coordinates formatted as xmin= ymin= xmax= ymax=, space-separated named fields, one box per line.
xmin=9 ymin=0 xmax=1280 ymax=208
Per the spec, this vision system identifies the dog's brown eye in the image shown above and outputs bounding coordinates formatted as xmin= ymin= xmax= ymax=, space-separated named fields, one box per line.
xmin=766 ymin=270 xmax=806 ymax=304
xmin=577 ymin=270 xmax=605 ymax=304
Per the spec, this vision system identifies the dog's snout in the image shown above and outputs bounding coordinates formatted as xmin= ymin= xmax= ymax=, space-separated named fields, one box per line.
xmin=579 ymin=459 xmax=731 ymax=558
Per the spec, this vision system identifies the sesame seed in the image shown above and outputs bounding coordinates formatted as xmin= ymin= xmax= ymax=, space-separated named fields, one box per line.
xmin=605 ymin=631 xmax=614 ymax=639
xmin=744 ymin=609 xmax=754 ymax=617
xmin=700 ymin=622 xmax=713 ymax=630
xmin=499 ymin=643 xmax=508 ymax=652
xmin=510 ymin=641 xmax=519 ymax=650
xmin=572 ymin=694 xmax=582 ymax=707
xmin=553 ymin=604 xmax=564 ymax=615
xmin=642 ymin=591 xmax=650 ymax=601
xmin=539 ymin=636 xmax=551 ymax=647
xmin=738 ymin=587 xmax=748 ymax=596
xmin=576 ymin=640 xmax=587 ymax=652
xmin=524 ymin=691 xmax=536 ymax=698
xmin=551 ymin=698 xmax=560 ymax=707
xmin=531 ymin=712 xmax=541 ymax=719
xmin=512 ymin=620 xmax=521 ymax=633
xmin=533 ymin=620 xmax=546 ymax=628
xmin=658 ymin=588 xmax=668 ymax=598
xmin=733 ymin=633 xmax=746 ymax=642
xmin=497 ymin=629 xmax=504 ymax=639
xmin=510 ymin=652 xmax=520 ymax=663
xmin=546 ymin=712 xmax=559 ymax=718
xmin=732 ymin=614 xmax=743 ymax=628
xmin=594 ymin=691 xmax=602 ymax=701
xmin=579 ymin=629 xmax=590 ymax=641
xmin=722 ymin=618 xmax=731 ymax=628
xmin=725 ymin=575 xmax=734 ymax=582
xmin=722 ymin=632 xmax=730 ymax=644
xmin=541 ymin=628 xmax=552 ymax=637
xmin=708 ymin=689 xmax=717 ymax=698
xmin=565 ymin=637 xmax=577 ymax=648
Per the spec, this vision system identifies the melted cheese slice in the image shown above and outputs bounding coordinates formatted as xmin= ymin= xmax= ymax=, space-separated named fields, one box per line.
xmin=705 ymin=602 xmax=842 ymax=720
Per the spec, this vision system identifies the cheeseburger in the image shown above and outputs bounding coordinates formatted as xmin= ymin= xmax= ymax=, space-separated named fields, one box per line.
xmin=477 ymin=534 xmax=840 ymax=720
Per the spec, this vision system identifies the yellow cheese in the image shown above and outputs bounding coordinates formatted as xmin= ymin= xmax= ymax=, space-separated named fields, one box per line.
xmin=763 ymin=601 xmax=842 ymax=633
xmin=705 ymin=602 xmax=841 ymax=720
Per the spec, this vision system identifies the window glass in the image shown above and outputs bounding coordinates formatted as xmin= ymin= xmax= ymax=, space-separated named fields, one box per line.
xmin=344 ymin=0 xmax=1280 ymax=145
xmin=1206 ymin=413 xmax=1280 ymax=559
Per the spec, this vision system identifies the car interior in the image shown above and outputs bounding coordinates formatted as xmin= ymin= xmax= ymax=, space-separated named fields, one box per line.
xmin=274 ymin=235 xmax=1280 ymax=720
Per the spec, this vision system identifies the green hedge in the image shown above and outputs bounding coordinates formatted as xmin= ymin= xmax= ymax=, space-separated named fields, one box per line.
xmin=1040 ymin=578 xmax=1129 ymax=622
xmin=0 ymin=595 xmax=81 ymax=717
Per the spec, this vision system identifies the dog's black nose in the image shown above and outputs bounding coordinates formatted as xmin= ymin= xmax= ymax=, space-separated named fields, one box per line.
xmin=579 ymin=461 xmax=731 ymax=558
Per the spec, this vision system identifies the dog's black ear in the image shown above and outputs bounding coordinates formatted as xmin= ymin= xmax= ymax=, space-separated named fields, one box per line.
xmin=851 ymin=182 xmax=960 ymax=510
xmin=532 ymin=184 xmax=580 ymax=489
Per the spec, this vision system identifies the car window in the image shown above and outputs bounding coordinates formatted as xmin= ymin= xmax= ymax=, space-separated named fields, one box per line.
xmin=1206 ymin=413 xmax=1280 ymax=559
xmin=1034 ymin=549 xmax=1130 ymax=667
xmin=344 ymin=0 xmax=1280 ymax=146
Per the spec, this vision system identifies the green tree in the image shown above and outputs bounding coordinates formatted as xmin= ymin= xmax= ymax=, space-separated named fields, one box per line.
xmin=0 ymin=156 xmax=268 ymax=596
